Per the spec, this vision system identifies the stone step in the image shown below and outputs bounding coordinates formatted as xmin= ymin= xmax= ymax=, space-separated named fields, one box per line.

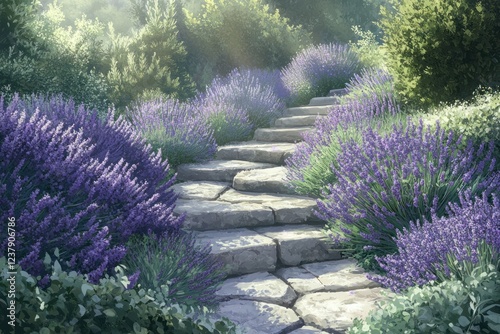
xmin=211 ymin=259 xmax=386 ymax=334
xmin=218 ymin=189 xmax=320 ymax=224
xmin=233 ymin=166 xmax=297 ymax=194
xmin=273 ymin=115 xmax=324 ymax=128
xmin=284 ymin=105 xmax=331 ymax=117
xmin=171 ymin=181 xmax=230 ymax=200
xmin=253 ymin=225 xmax=341 ymax=266
xmin=308 ymin=96 xmax=339 ymax=106
xmin=328 ymin=88 xmax=348 ymax=97
xmin=175 ymin=199 xmax=274 ymax=231
xmin=216 ymin=141 xmax=296 ymax=165
xmin=253 ymin=127 xmax=313 ymax=143
xmin=194 ymin=228 xmax=277 ymax=276
xmin=176 ymin=160 xmax=277 ymax=182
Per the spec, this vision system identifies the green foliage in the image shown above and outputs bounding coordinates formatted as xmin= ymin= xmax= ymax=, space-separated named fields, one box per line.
xmin=268 ymin=0 xmax=385 ymax=44
xmin=349 ymin=259 xmax=500 ymax=334
xmin=184 ymin=0 xmax=311 ymax=85
xmin=348 ymin=26 xmax=387 ymax=70
xmin=422 ymin=90 xmax=500 ymax=163
xmin=379 ymin=0 xmax=500 ymax=107
xmin=107 ymin=1 xmax=195 ymax=112
xmin=0 ymin=0 xmax=39 ymax=50
xmin=0 ymin=255 xmax=240 ymax=334
xmin=0 ymin=2 xmax=109 ymax=110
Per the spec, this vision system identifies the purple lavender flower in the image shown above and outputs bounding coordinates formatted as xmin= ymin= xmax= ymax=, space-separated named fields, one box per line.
xmin=371 ymin=190 xmax=500 ymax=292
xmin=200 ymin=68 xmax=286 ymax=130
xmin=0 ymin=95 xmax=183 ymax=283
xmin=316 ymin=119 xmax=499 ymax=268
xmin=128 ymin=98 xmax=217 ymax=167
xmin=285 ymin=69 xmax=400 ymax=196
xmin=281 ymin=43 xmax=362 ymax=106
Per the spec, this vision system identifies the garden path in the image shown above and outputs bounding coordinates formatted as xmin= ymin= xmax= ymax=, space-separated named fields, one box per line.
xmin=173 ymin=90 xmax=388 ymax=334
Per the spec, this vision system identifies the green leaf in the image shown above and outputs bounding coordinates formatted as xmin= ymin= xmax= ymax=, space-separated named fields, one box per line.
xmin=457 ymin=316 xmax=470 ymax=327
xmin=78 ymin=304 xmax=86 ymax=317
xmin=81 ymin=283 xmax=93 ymax=297
xmin=103 ymin=308 xmax=116 ymax=317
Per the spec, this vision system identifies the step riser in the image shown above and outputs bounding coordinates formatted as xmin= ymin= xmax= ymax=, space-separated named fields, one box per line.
xmin=253 ymin=128 xmax=312 ymax=143
xmin=308 ymin=96 xmax=339 ymax=106
xmin=216 ymin=144 xmax=295 ymax=165
xmin=274 ymin=116 xmax=323 ymax=128
xmin=284 ymin=106 xmax=331 ymax=117
xmin=177 ymin=160 xmax=276 ymax=182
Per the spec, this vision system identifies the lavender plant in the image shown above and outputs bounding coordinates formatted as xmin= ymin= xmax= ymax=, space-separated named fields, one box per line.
xmin=129 ymin=98 xmax=217 ymax=168
xmin=0 ymin=95 xmax=183 ymax=283
xmin=286 ymin=68 xmax=401 ymax=197
xmin=201 ymin=68 xmax=287 ymax=130
xmin=317 ymin=119 xmax=500 ymax=270
xmin=371 ymin=190 xmax=500 ymax=292
xmin=123 ymin=232 xmax=226 ymax=309
xmin=281 ymin=43 xmax=362 ymax=106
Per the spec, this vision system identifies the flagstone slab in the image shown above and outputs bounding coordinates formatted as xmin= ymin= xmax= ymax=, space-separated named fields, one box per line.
xmin=218 ymin=189 xmax=319 ymax=224
xmin=289 ymin=326 xmax=330 ymax=334
xmin=177 ymin=160 xmax=277 ymax=182
xmin=216 ymin=272 xmax=297 ymax=306
xmin=253 ymin=127 xmax=313 ymax=143
xmin=216 ymin=141 xmax=296 ymax=164
xmin=233 ymin=166 xmax=297 ymax=195
xmin=254 ymin=225 xmax=341 ymax=266
xmin=284 ymin=106 xmax=331 ymax=117
xmin=175 ymin=199 xmax=274 ymax=230
xmin=275 ymin=267 xmax=325 ymax=295
xmin=274 ymin=115 xmax=324 ymax=128
xmin=171 ymin=181 xmax=230 ymax=200
xmin=216 ymin=299 xmax=303 ymax=334
xmin=194 ymin=229 xmax=277 ymax=275
xmin=302 ymin=259 xmax=381 ymax=292
xmin=293 ymin=288 xmax=386 ymax=332
xmin=308 ymin=96 xmax=339 ymax=106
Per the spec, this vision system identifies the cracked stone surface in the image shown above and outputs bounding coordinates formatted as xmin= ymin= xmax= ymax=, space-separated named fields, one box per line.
xmin=233 ymin=166 xmax=297 ymax=194
xmin=293 ymin=288 xmax=385 ymax=331
xmin=177 ymin=160 xmax=277 ymax=182
xmin=171 ymin=181 xmax=230 ymax=200
xmin=253 ymin=225 xmax=341 ymax=266
xmin=218 ymin=189 xmax=319 ymax=224
xmin=216 ymin=272 xmax=297 ymax=306
xmin=215 ymin=299 xmax=303 ymax=334
xmin=216 ymin=141 xmax=296 ymax=165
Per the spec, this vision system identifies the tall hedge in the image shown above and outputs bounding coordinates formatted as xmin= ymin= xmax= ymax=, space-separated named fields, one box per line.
xmin=379 ymin=0 xmax=500 ymax=106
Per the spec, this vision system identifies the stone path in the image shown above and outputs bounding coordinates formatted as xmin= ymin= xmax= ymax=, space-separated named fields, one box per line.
xmin=173 ymin=88 xmax=388 ymax=333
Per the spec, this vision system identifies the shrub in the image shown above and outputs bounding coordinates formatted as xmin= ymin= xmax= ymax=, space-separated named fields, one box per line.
xmin=379 ymin=0 xmax=500 ymax=106
xmin=268 ymin=0 xmax=385 ymax=44
xmin=0 ymin=256 xmax=240 ymax=334
xmin=348 ymin=26 xmax=387 ymax=70
xmin=0 ymin=95 xmax=182 ymax=283
xmin=202 ymin=68 xmax=287 ymax=129
xmin=281 ymin=43 xmax=362 ymax=106
xmin=106 ymin=1 xmax=195 ymax=111
xmin=286 ymin=68 xmax=401 ymax=197
xmin=123 ymin=232 xmax=226 ymax=309
xmin=371 ymin=191 xmax=500 ymax=292
xmin=129 ymin=98 xmax=217 ymax=168
xmin=194 ymin=98 xmax=253 ymax=146
xmin=422 ymin=90 xmax=500 ymax=163
xmin=348 ymin=261 xmax=500 ymax=334
xmin=317 ymin=120 xmax=500 ymax=271
xmin=184 ymin=0 xmax=310 ymax=85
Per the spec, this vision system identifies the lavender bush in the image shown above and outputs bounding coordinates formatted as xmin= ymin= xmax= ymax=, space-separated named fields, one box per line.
xmin=371 ymin=191 xmax=500 ymax=292
xmin=286 ymin=68 xmax=401 ymax=197
xmin=124 ymin=232 xmax=226 ymax=309
xmin=0 ymin=95 xmax=183 ymax=283
xmin=317 ymin=120 xmax=500 ymax=270
xmin=281 ymin=43 xmax=362 ymax=106
xmin=201 ymin=68 xmax=287 ymax=130
xmin=129 ymin=98 xmax=217 ymax=167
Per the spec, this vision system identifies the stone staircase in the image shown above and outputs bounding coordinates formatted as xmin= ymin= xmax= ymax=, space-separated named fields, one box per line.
xmin=172 ymin=88 xmax=387 ymax=334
